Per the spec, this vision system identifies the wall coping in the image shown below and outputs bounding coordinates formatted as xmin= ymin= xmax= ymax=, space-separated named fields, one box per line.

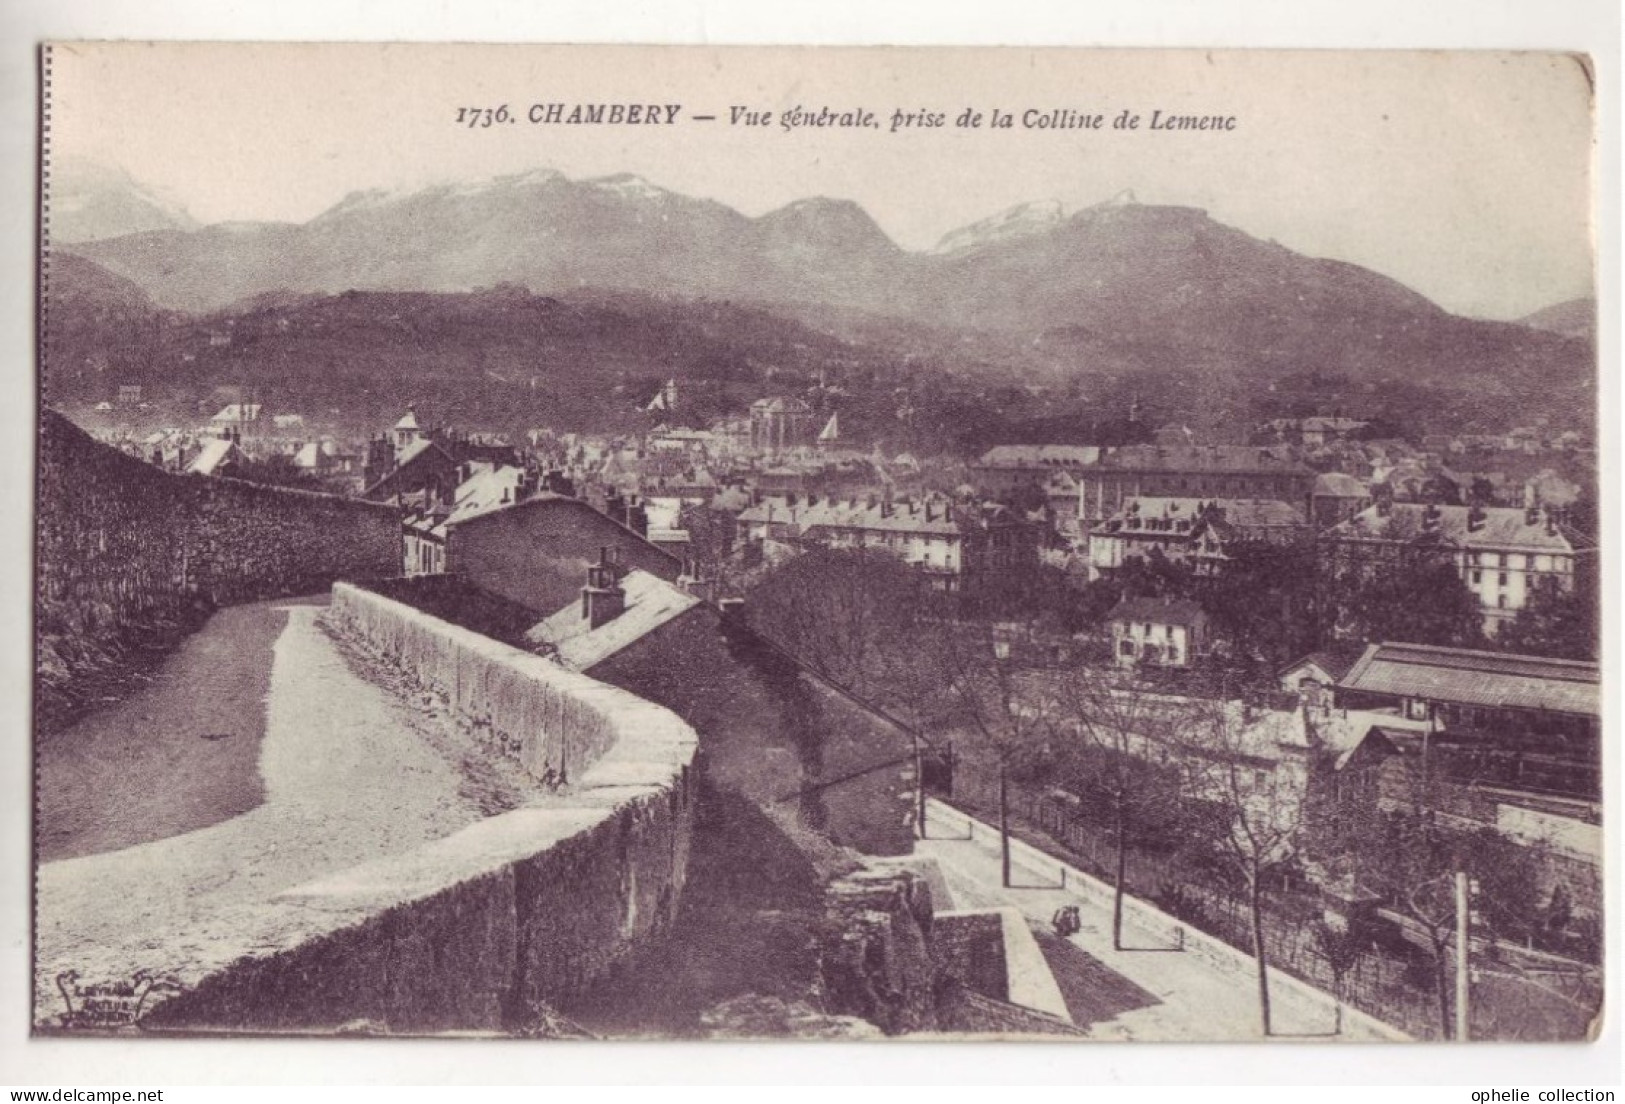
xmin=329 ymin=581 xmax=698 ymax=788
xmin=264 ymin=585 xmax=701 ymax=952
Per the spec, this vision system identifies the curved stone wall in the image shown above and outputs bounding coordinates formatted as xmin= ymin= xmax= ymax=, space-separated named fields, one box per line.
xmin=140 ymin=585 xmax=699 ymax=1034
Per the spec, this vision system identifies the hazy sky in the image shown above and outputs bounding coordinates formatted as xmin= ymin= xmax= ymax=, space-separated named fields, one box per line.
xmin=49 ymin=43 xmax=1595 ymax=320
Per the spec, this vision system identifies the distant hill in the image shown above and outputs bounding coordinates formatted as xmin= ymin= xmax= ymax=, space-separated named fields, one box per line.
xmin=48 ymin=252 xmax=156 ymax=316
xmin=52 ymin=166 xmax=1595 ymax=437
xmin=40 ymin=279 xmax=931 ymax=436
xmin=1519 ymin=297 xmax=1595 ymax=341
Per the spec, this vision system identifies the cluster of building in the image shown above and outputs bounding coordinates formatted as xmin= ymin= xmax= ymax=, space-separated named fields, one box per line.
xmin=968 ymin=438 xmax=1588 ymax=649
xmin=81 ymin=385 xmax=1601 ymax=1006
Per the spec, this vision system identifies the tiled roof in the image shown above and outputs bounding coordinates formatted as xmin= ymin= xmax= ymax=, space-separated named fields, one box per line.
xmin=1107 ymin=595 xmax=1206 ymax=626
xmin=1329 ymin=503 xmax=1573 ymax=552
xmin=738 ymin=497 xmax=969 ymax=536
xmin=1092 ymin=444 xmax=1310 ymax=475
xmin=1338 ymin=642 xmax=1599 ymax=717
xmin=976 ymin=445 xmax=1102 ymax=469
xmin=1107 ymin=496 xmax=1304 ymax=534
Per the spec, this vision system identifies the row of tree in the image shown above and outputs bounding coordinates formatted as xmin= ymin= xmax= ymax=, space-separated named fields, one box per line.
xmin=743 ymin=547 xmax=1593 ymax=1037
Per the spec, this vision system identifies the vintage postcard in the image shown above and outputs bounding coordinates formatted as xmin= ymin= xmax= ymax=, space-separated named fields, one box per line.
xmin=34 ymin=43 xmax=1601 ymax=1043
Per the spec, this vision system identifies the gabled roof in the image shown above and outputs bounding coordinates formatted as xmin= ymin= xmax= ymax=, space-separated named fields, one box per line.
xmin=1338 ymin=642 xmax=1599 ymax=718
xmin=750 ymin=396 xmax=813 ymax=415
xmin=359 ymin=438 xmax=457 ymax=499
xmin=393 ymin=409 xmax=420 ymax=431
xmin=185 ymin=437 xmax=237 ymax=476
xmin=210 ymin=403 xmax=262 ymax=423
xmin=436 ymin=465 xmax=533 ymax=528
xmin=525 ymin=569 xmax=701 ymax=671
xmin=1278 ymin=650 xmax=1359 ymax=684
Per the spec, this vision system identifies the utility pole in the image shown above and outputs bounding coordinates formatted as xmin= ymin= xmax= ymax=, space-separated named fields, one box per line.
xmin=913 ymin=729 xmax=927 ymax=840
xmin=999 ymin=758 xmax=1011 ymax=888
xmin=1455 ymin=870 xmax=1471 ymax=1042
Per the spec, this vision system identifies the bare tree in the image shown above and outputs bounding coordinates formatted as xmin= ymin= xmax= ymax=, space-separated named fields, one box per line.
xmin=1298 ymin=718 xmax=1562 ymax=1039
xmin=1179 ymin=698 xmax=1308 ymax=1036
xmin=937 ymin=620 xmax=1052 ymax=887
xmin=1047 ymin=665 xmax=1195 ymax=950
xmin=744 ymin=548 xmax=955 ymax=837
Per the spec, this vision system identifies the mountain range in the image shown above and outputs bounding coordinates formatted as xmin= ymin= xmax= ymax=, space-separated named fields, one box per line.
xmin=51 ymin=163 xmax=1595 ymax=432
xmin=49 ymin=157 xmax=198 ymax=245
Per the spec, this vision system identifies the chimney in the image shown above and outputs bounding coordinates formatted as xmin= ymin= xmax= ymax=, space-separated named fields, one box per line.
xmin=1525 ymin=503 xmax=1540 ymax=527
xmin=1422 ymin=503 xmax=1440 ymax=532
xmin=581 ymin=547 xmax=626 ymax=629
xmin=1545 ymin=507 xmax=1558 ymax=536
xmin=1467 ymin=503 xmax=1486 ymax=533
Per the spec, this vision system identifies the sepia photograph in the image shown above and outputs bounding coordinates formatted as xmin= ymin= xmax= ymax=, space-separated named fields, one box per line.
xmin=29 ymin=40 xmax=1605 ymax=1054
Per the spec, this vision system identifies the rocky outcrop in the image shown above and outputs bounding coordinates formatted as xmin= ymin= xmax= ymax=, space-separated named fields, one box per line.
xmin=817 ymin=867 xmax=939 ymax=1035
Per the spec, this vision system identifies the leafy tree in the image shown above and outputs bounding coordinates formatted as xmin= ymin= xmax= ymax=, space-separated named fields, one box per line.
xmin=1197 ymin=538 xmax=1322 ymax=672
xmin=1114 ymin=546 xmax=1194 ymax=600
xmin=1497 ymin=574 xmax=1597 ymax=661
xmin=1323 ymin=546 xmax=1486 ymax=649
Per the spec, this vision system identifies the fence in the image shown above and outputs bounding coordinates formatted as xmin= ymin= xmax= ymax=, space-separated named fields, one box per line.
xmin=940 ymin=769 xmax=1600 ymax=1041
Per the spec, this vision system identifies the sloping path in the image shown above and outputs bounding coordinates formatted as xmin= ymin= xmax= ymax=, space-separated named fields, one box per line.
xmin=919 ymin=801 xmax=1355 ymax=1041
xmin=34 ymin=601 xmax=540 ymax=1026
xmin=36 ymin=598 xmax=321 ymax=861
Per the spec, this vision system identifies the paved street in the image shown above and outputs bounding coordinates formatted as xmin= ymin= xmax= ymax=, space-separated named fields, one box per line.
xmin=918 ymin=800 xmax=1363 ymax=1041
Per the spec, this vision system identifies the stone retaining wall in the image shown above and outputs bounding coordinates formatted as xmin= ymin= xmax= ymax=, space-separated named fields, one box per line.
xmin=36 ymin=412 xmax=401 ymax=729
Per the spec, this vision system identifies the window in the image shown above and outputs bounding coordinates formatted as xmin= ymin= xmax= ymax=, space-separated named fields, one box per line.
xmin=1472 ymin=570 xmax=1482 ymax=584
xmin=1497 ymin=594 xmax=1507 ymax=609
xmin=1499 ymin=572 xmax=1508 ymax=588
xmin=1119 ymin=640 xmax=1134 ymax=656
